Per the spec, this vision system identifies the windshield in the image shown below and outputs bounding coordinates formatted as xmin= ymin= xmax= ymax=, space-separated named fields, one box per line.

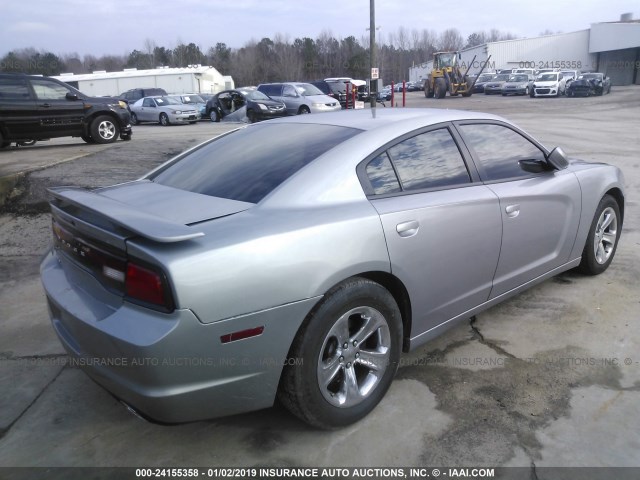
xmin=180 ymin=95 xmax=204 ymax=104
xmin=246 ymin=90 xmax=271 ymax=101
xmin=150 ymin=123 xmax=362 ymax=204
xmin=477 ymin=74 xmax=494 ymax=82
xmin=509 ymin=75 xmax=529 ymax=82
xmin=294 ymin=83 xmax=324 ymax=96
xmin=437 ymin=53 xmax=455 ymax=67
xmin=155 ymin=97 xmax=182 ymax=106
xmin=538 ymin=73 xmax=559 ymax=82
xmin=579 ymin=74 xmax=601 ymax=80
xmin=494 ymin=74 xmax=510 ymax=81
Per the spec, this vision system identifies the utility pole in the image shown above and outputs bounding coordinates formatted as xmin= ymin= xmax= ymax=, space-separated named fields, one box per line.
xmin=369 ymin=0 xmax=376 ymax=109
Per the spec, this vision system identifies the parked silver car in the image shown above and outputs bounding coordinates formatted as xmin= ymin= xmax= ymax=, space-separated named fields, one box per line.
xmin=257 ymin=82 xmax=341 ymax=115
xmin=41 ymin=109 xmax=624 ymax=428
xmin=168 ymin=93 xmax=207 ymax=119
xmin=130 ymin=96 xmax=200 ymax=125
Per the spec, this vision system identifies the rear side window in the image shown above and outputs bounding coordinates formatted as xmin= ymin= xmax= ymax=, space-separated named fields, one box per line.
xmin=150 ymin=123 xmax=362 ymax=204
xmin=0 ymin=77 xmax=30 ymax=99
xmin=459 ymin=123 xmax=546 ymax=181
xmin=386 ymin=128 xmax=471 ymax=191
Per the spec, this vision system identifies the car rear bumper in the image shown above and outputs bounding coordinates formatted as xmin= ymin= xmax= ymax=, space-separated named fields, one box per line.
xmin=41 ymin=250 xmax=315 ymax=423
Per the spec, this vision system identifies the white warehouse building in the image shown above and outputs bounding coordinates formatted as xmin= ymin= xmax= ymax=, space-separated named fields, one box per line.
xmin=52 ymin=66 xmax=234 ymax=97
xmin=409 ymin=17 xmax=640 ymax=86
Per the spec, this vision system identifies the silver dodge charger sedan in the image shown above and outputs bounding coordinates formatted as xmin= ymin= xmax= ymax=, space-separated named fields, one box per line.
xmin=41 ymin=108 xmax=624 ymax=428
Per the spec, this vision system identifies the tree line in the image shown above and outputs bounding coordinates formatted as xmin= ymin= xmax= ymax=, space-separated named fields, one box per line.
xmin=0 ymin=28 xmax=516 ymax=87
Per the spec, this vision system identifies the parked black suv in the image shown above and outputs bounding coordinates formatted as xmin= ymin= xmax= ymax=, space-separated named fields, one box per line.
xmin=119 ymin=87 xmax=168 ymax=106
xmin=310 ymin=80 xmax=348 ymax=108
xmin=0 ymin=73 xmax=132 ymax=147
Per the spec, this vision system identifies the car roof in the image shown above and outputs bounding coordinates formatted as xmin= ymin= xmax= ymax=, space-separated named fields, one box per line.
xmin=266 ymin=108 xmax=504 ymax=132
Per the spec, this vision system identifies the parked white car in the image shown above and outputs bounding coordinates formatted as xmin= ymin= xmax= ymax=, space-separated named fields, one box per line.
xmin=530 ymin=72 xmax=567 ymax=97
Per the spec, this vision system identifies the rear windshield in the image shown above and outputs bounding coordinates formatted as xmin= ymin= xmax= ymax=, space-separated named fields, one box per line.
xmin=150 ymin=123 xmax=362 ymax=203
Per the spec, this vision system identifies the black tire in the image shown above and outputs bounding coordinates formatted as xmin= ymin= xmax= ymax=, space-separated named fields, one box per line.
xmin=210 ymin=110 xmax=219 ymax=122
xmin=247 ymin=109 xmax=257 ymax=123
xmin=159 ymin=113 xmax=170 ymax=126
xmin=81 ymin=133 xmax=95 ymax=144
xmin=130 ymin=113 xmax=138 ymax=125
xmin=577 ymin=195 xmax=621 ymax=275
xmin=121 ymin=133 xmax=132 ymax=141
xmin=298 ymin=105 xmax=310 ymax=114
xmin=434 ymin=78 xmax=446 ymax=99
xmin=461 ymin=90 xmax=472 ymax=97
xmin=1 ymin=131 xmax=10 ymax=148
xmin=90 ymin=115 xmax=119 ymax=144
xmin=278 ymin=277 xmax=402 ymax=429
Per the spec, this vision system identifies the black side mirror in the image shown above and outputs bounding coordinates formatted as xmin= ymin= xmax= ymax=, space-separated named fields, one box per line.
xmin=66 ymin=92 xmax=78 ymax=101
xmin=519 ymin=159 xmax=549 ymax=174
xmin=547 ymin=146 xmax=569 ymax=170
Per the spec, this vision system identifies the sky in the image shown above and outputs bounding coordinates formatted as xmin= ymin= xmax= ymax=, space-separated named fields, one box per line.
xmin=0 ymin=0 xmax=638 ymax=58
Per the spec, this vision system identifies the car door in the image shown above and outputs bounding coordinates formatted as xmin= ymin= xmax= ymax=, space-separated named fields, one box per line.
xmin=281 ymin=84 xmax=301 ymax=115
xmin=0 ymin=76 xmax=38 ymax=140
xmin=139 ymin=98 xmax=156 ymax=121
xmin=456 ymin=122 xmax=581 ymax=298
xmin=363 ymin=126 xmax=503 ymax=338
xmin=30 ymin=78 xmax=85 ymax=136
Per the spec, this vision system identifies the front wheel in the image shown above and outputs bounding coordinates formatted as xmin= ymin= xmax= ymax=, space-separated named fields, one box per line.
xmin=90 ymin=115 xmax=119 ymax=144
xmin=246 ymin=109 xmax=257 ymax=123
xmin=209 ymin=110 xmax=219 ymax=122
xmin=577 ymin=195 xmax=621 ymax=275
xmin=278 ymin=277 xmax=402 ymax=429
xmin=159 ymin=113 xmax=170 ymax=126
xmin=298 ymin=105 xmax=310 ymax=114
xmin=130 ymin=113 xmax=138 ymax=125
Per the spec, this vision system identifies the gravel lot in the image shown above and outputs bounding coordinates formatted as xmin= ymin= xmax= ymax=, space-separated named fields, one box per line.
xmin=1 ymin=88 xmax=639 ymax=474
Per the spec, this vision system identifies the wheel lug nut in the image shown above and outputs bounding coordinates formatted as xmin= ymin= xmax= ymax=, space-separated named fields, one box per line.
xmin=353 ymin=341 xmax=358 ymax=346
xmin=339 ymin=356 xmax=344 ymax=363
xmin=355 ymin=353 xmax=360 ymax=358
xmin=343 ymin=342 xmax=348 ymax=349
xmin=347 ymin=362 xmax=352 ymax=368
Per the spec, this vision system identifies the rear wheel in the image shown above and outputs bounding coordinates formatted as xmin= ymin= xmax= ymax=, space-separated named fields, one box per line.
xmin=1 ymin=131 xmax=10 ymax=148
xmin=278 ymin=277 xmax=402 ymax=429
xmin=130 ymin=113 xmax=138 ymax=125
xmin=90 ymin=115 xmax=119 ymax=144
xmin=159 ymin=113 xmax=170 ymax=126
xmin=434 ymin=78 xmax=446 ymax=99
xmin=209 ymin=110 xmax=219 ymax=122
xmin=577 ymin=194 xmax=621 ymax=275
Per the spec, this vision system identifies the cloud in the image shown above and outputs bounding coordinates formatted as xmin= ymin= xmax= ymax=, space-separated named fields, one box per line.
xmin=7 ymin=21 xmax=53 ymax=33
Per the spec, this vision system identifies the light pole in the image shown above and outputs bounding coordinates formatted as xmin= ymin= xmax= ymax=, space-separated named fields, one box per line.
xmin=369 ymin=0 xmax=376 ymax=109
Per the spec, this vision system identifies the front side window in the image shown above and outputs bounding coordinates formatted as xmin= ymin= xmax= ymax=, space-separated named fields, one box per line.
xmin=31 ymin=79 xmax=72 ymax=100
xmin=151 ymin=123 xmax=362 ymax=204
xmin=459 ymin=123 xmax=546 ymax=181
xmin=386 ymin=128 xmax=471 ymax=191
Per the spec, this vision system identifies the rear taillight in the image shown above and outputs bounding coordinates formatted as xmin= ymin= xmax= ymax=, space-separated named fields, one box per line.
xmin=52 ymin=218 xmax=174 ymax=312
xmin=125 ymin=262 xmax=170 ymax=310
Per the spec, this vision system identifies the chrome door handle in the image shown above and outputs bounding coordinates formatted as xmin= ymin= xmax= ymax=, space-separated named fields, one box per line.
xmin=505 ymin=204 xmax=520 ymax=218
xmin=396 ymin=220 xmax=420 ymax=237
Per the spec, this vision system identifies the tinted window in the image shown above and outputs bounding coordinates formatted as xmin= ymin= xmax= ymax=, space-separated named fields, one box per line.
xmin=283 ymin=85 xmax=297 ymax=97
xmin=0 ymin=77 xmax=30 ymax=99
xmin=31 ymin=79 xmax=71 ymax=100
xmin=259 ymin=84 xmax=282 ymax=97
xmin=366 ymin=153 xmax=401 ymax=195
xmin=151 ymin=123 xmax=362 ymax=203
xmin=387 ymin=128 xmax=470 ymax=191
xmin=459 ymin=124 xmax=546 ymax=181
